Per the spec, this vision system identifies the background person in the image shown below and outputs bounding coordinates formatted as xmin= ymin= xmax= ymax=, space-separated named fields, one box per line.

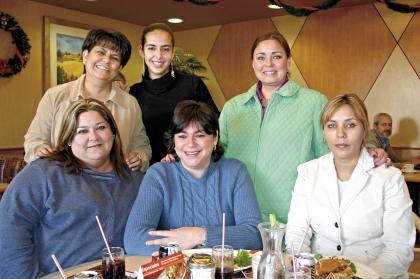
xmin=114 ymin=72 xmax=128 ymax=91
xmin=124 ymin=100 xmax=261 ymax=256
xmin=368 ymin=112 xmax=401 ymax=162
xmin=286 ymin=94 xmax=414 ymax=279
xmin=129 ymin=23 xmax=219 ymax=165
xmin=0 ymin=99 xmax=144 ymax=278
xmin=24 ymin=29 xmax=151 ymax=171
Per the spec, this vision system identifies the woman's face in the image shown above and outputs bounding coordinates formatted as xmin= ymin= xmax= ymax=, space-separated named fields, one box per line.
xmin=323 ymin=105 xmax=365 ymax=162
xmin=140 ymin=29 xmax=175 ymax=80
xmin=83 ymin=45 xmax=122 ymax=82
xmin=70 ymin=110 xmax=114 ymax=172
xmin=174 ymin=122 xmax=218 ymax=178
xmin=252 ymin=39 xmax=290 ymax=88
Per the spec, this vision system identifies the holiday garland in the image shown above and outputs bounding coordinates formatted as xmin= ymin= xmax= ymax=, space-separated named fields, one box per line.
xmin=0 ymin=12 xmax=31 ymax=78
xmin=268 ymin=0 xmax=419 ymax=16
xmin=173 ymin=0 xmax=219 ymax=5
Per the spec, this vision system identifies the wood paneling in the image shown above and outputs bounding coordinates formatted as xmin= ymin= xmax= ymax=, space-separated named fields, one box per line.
xmin=400 ymin=13 xmax=420 ymax=77
xmin=292 ymin=4 xmax=396 ymax=99
xmin=208 ymin=18 xmax=277 ymax=100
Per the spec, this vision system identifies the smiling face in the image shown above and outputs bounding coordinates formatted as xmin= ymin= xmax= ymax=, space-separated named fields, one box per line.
xmin=324 ymin=105 xmax=365 ymax=163
xmin=83 ymin=45 xmax=122 ymax=82
xmin=174 ymin=122 xmax=218 ymax=178
xmin=252 ymin=39 xmax=291 ymax=90
xmin=140 ymin=29 xmax=175 ymax=80
xmin=70 ymin=110 xmax=114 ymax=172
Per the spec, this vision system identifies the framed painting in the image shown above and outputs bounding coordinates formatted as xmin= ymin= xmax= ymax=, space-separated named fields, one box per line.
xmin=43 ymin=17 xmax=97 ymax=93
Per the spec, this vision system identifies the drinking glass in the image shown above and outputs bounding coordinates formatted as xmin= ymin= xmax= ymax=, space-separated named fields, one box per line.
xmin=212 ymin=245 xmax=234 ymax=279
xmin=284 ymin=270 xmax=311 ymax=279
xmin=102 ymin=247 xmax=125 ymax=279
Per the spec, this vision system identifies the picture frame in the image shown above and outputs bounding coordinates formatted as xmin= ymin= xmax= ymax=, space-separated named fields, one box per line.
xmin=43 ymin=17 xmax=98 ymax=93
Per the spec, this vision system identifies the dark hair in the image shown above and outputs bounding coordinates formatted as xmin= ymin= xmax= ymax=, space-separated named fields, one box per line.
xmin=141 ymin=23 xmax=175 ymax=48
xmin=165 ymin=100 xmax=224 ymax=161
xmin=47 ymin=98 xmax=130 ymax=179
xmin=82 ymin=29 xmax=131 ymax=67
xmin=251 ymin=32 xmax=291 ymax=59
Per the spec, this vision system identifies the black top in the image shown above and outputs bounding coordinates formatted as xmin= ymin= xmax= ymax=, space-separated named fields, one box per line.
xmin=130 ymin=71 xmax=219 ymax=165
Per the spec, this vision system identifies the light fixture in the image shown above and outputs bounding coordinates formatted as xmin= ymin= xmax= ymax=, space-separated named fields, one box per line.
xmin=84 ymin=0 xmax=97 ymax=2
xmin=267 ymin=4 xmax=282 ymax=9
xmin=167 ymin=18 xmax=183 ymax=24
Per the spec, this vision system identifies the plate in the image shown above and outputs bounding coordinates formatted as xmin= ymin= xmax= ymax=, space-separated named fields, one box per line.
xmin=403 ymin=170 xmax=418 ymax=174
xmin=182 ymin=248 xmax=252 ymax=272
xmin=353 ymin=261 xmax=380 ymax=279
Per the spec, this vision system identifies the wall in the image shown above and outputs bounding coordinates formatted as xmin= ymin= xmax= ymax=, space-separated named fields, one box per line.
xmin=174 ymin=4 xmax=420 ymax=159
xmin=0 ymin=0 xmax=143 ymax=148
xmin=1 ymin=1 xmax=419 ymax=159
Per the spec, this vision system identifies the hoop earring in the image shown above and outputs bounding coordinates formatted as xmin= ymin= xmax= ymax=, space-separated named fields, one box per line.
xmin=171 ymin=63 xmax=175 ymax=78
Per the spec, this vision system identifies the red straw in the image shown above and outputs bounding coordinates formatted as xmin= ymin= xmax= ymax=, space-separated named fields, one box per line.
xmin=51 ymin=254 xmax=67 ymax=279
xmin=221 ymin=213 xmax=226 ymax=272
xmin=96 ymin=215 xmax=115 ymax=262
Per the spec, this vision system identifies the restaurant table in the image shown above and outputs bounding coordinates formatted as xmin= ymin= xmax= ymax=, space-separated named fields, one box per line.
xmin=43 ymin=255 xmax=253 ymax=278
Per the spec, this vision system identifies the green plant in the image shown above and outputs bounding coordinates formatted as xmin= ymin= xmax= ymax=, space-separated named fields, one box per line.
xmin=172 ymin=48 xmax=208 ymax=79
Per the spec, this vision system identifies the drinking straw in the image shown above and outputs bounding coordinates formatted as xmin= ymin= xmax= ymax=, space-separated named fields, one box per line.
xmin=51 ymin=254 xmax=67 ymax=279
xmin=96 ymin=215 xmax=115 ymax=262
xmin=221 ymin=212 xmax=226 ymax=272
xmin=291 ymin=243 xmax=297 ymax=279
xmin=297 ymin=222 xmax=310 ymax=255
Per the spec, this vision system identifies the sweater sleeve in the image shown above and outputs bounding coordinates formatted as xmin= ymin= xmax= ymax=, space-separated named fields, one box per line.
xmin=312 ymin=94 xmax=329 ymax=158
xmin=0 ymin=163 xmax=47 ymax=278
xmin=24 ymin=90 xmax=55 ymax=163
xmin=193 ymin=77 xmax=219 ymax=114
xmin=368 ymin=172 xmax=415 ymax=279
xmin=124 ymin=167 xmax=164 ymax=256
xmin=204 ymin=163 xmax=262 ymax=250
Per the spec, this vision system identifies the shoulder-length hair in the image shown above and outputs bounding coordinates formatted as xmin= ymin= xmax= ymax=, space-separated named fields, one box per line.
xmin=47 ymin=98 xmax=130 ymax=179
xmin=321 ymin=94 xmax=370 ymax=144
xmin=164 ymin=100 xmax=224 ymax=161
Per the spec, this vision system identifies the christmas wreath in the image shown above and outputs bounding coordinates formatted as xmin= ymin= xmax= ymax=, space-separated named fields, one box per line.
xmin=0 ymin=12 xmax=31 ymax=78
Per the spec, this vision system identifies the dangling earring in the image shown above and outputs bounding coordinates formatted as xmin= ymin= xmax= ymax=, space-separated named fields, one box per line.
xmin=171 ymin=62 xmax=175 ymax=78
xmin=142 ymin=59 xmax=145 ymax=78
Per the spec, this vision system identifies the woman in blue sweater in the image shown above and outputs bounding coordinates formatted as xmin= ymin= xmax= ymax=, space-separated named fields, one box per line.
xmin=0 ymin=99 xmax=143 ymax=278
xmin=124 ymin=100 xmax=262 ymax=256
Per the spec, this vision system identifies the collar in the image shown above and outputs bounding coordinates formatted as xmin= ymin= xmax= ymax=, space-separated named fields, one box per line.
xmin=242 ymin=79 xmax=298 ymax=105
xmin=72 ymin=74 xmax=124 ymax=107
xmin=142 ymin=70 xmax=176 ymax=94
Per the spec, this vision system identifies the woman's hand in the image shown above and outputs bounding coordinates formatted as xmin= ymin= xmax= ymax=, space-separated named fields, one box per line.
xmin=161 ymin=154 xmax=176 ymax=163
xmin=146 ymin=227 xmax=206 ymax=250
xmin=36 ymin=145 xmax=56 ymax=157
xmin=125 ymin=152 xmax=143 ymax=171
xmin=368 ymin=147 xmax=392 ymax=167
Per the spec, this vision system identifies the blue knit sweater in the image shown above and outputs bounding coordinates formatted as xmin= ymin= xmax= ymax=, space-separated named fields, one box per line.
xmin=0 ymin=159 xmax=143 ymax=278
xmin=124 ymin=158 xmax=262 ymax=256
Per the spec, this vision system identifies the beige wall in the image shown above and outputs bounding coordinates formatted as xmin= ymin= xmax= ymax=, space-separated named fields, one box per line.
xmin=1 ymin=1 xmax=419 ymax=157
xmin=0 ymin=0 xmax=143 ymax=148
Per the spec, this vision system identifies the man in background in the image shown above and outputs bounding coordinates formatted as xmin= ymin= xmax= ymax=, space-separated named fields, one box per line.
xmin=367 ymin=112 xmax=401 ymax=162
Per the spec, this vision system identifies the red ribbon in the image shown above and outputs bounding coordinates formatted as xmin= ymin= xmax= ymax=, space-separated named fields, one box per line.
xmin=15 ymin=46 xmax=25 ymax=65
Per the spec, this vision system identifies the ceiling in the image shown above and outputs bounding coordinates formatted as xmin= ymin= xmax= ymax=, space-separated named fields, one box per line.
xmin=30 ymin=0 xmax=376 ymax=31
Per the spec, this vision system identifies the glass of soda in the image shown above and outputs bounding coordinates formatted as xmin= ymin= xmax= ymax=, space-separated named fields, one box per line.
xmin=212 ymin=245 xmax=234 ymax=279
xmin=102 ymin=247 xmax=125 ymax=279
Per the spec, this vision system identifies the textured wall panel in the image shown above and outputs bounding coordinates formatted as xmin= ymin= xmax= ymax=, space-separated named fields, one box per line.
xmin=208 ymin=19 xmax=277 ymax=101
xmin=365 ymin=47 xmax=420 ymax=148
xmin=175 ymin=26 xmax=225 ymax=109
xmin=292 ymin=4 xmax=396 ymax=100
xmin=374 ymin=2 xmax=413 ymax=41
xmin=399 ymin=13 xmax=420 ymax=77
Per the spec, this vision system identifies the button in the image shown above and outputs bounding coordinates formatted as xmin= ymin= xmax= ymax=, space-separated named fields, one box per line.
xmin=334 ymin=222 xmax=339 ymax=228
xmin=337 ymin=245 xmax=341 ymax=251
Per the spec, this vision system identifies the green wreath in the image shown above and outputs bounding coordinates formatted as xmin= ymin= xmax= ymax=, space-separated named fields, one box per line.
xmin=0 ymin=12 xmax=31 ymax=78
